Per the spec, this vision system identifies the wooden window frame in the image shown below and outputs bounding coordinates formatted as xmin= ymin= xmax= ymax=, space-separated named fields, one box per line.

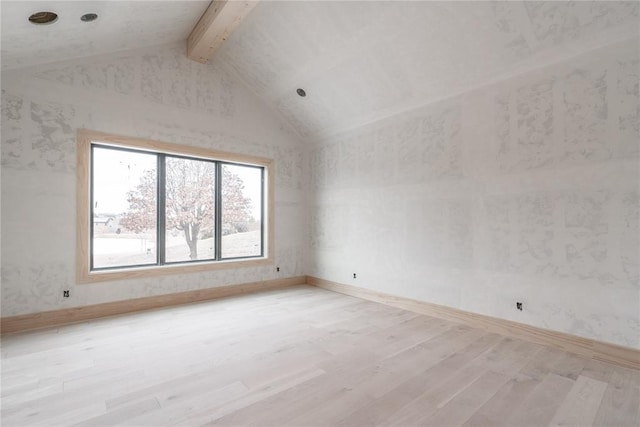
xmin=77 ymin=129 xmax=274 ymax=284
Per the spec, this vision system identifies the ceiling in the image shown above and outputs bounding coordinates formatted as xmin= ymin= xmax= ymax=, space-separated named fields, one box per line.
xmin=1 ymin=1 xmax=639 ymax=142
xmin=215 ymin=1 xmax=639 ymax=140
xmin=1 ymin=1 xmax=209 ymax=69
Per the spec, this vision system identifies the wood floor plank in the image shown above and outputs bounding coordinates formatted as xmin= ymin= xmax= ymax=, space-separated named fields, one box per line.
xmin=1 ymin=286 xmax=637 ymax=426
xmin=578 ymin=359 xmax=615 ymax=383
xmin=423 ymin=370 xmax=510 ymax=426
xmin=519 ymin=346 xmax=567 ymax=380
xmin=124 ymin=381 xmax=248 ymax=425
xmin=178 ymin=368 xmax=326 ymax=426
xmin=592 ymin=369 xmax=640 ymax=426
xmin=337 ymin=328 xmax=496 ymax=426
xmin=376 ymin=333 xmax=507 ymax=426
xmin=463 ymin=374 xmax=540 ymax=426
xmin=72 ymin=397 xmax=161 ymax=427
xmin=387 ymin=363 xmax=489 ymax=425
xmin=505 ymin=373 xmax=575 ymax=426
xmin=0 ymin=378 xmax=64 ymax=409
xmin=473 ymin=338 xmax=544 ymax=376
xmin=208 ymin=324 xmax=470 ymax=426
xmin=1 ymin=369 xmax=150 ymax=424
xmin=550 ymin=351 xmax=590 ymax=380
xmin=548 ymin=375 xmax=608 ymax=426
xmin=287 ymin=327 xmax=490 ymax=426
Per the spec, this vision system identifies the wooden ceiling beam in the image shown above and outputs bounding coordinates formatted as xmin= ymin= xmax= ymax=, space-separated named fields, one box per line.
xmin=187 ymin=0 xmax=259 ymax=64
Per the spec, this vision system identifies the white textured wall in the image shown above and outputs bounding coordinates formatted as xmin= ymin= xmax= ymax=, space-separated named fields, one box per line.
xmin=309 ymin=39 xmax=640 ymax=349
xmin=1 ymin=42 xmax=307 ymax=316
xmin=1 ymin=22 xmax=638 ymax=352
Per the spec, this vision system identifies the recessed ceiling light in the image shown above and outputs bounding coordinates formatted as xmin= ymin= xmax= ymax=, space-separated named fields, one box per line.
xmin=296 ymin=88 xmax=306 ymax=97
xmin=28 ymin=11 xmax=58 ymax=25
xmin=81 ymin=13 xmax=98 ymax=22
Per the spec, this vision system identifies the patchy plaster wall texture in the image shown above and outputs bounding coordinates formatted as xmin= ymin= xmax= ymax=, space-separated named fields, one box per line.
xmin=1 ymin=42 xmax=307 ymax=316
xmin=309 ymin=39 xmax=640 ymax=349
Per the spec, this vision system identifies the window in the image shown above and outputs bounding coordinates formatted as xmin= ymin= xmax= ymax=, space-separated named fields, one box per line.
xmin=77 ymin=130 xmax=273 ymax=283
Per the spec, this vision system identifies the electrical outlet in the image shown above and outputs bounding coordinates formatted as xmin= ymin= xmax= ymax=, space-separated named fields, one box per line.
xmin=63 ymin=290 xmax=70 ymax=298
xmin=353 ymin=273 xmax=357 ymax=279
xmin=276 ymin=266 xmax=280 ymax=272
xmin=516 ymin=302 xmax=523 ymax=311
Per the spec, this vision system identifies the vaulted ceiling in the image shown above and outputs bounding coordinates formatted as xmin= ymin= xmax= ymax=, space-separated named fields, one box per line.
xmin=215 ymin=1 xmax=639 ymax=140
xmin=2 ymin=1 xmax=638 ymax=142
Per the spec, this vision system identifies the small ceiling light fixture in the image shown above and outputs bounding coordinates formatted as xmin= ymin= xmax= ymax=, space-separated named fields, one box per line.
xmin=296 ymin=88 xmax=307 ymax=97
xmin=80 ymin=13 xmax=99 ymax=22
xmin=28 ymin=11 xmax=58 ymax=25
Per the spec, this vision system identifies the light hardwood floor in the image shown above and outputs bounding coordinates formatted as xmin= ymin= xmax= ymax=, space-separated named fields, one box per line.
xmin=2 ymin=286 xmax=638 ymax=426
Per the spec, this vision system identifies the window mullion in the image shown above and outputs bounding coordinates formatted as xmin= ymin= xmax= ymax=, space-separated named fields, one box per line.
xmin=157 ymin=154 xmax=166 ymax=265
xmin=260 ymin=168 xmax=265 ymax=257
xmin=215 ymin=162 xmax=222 ymax=261
xmin=90 ymin=144 xmax=96 ymax=271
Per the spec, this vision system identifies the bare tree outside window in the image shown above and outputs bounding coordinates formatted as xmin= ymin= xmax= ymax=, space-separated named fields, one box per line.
xmin=117 ymin=157 xmax=256 ymax=263
xmin=164 ymin=157 xmax=215 ymax=262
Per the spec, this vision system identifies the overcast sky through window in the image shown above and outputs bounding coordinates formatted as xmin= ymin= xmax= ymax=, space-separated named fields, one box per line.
xmin=93 ymin=146 xmax=262 ymax=219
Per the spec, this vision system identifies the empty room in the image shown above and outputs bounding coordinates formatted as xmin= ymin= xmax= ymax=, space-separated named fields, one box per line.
xmin=1 ymin=0 xmax=639 ymax=425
